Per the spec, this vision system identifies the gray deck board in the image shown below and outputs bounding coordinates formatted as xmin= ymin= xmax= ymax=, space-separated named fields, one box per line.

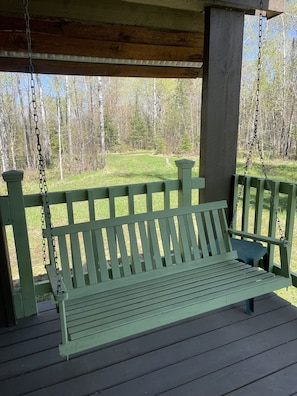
xmin=0 ymin=294 xmax=297 ymax=396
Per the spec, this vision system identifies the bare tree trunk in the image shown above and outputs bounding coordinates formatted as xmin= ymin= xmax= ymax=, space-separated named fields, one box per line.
xmin=56 ymin=95 xmax=63 ymax=180
xmin=17 ymin=75 xmax=33 ymax=168
xmin=85 ymin=76 xmax=98 ymax=170
xmin=0 ymin=103 xmax=9 ymax=172
xmin=36 ymin=74 xmax=51 ymax=165
xmin=72 ymin=78 xmax=85 ymax=171
xmin=98 ymin=76 xmax=105 ymax=169
xmin=65 ymin=76 xmax=73 ymax=164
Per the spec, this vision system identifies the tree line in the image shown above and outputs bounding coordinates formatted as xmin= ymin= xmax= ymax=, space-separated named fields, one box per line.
xmin=0 ymin=4 xmax=297 ymax=177
xmin=0 ymin=74 xmax=202 ymax=177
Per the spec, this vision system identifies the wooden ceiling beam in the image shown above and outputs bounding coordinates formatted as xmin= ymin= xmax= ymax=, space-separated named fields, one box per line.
xmin=0 ymin=0 xmax=205 ymax=32
xmin=0 ymin=16 xmax=203 ymax=63
xmin=0 ymin=57 xmax=201 ymax=78
xmin=0 ymin=16 xmax=203 ymax=48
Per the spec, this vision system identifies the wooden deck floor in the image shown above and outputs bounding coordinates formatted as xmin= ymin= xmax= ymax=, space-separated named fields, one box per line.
xmin=1 ymin=293 xmax=297 ymax=396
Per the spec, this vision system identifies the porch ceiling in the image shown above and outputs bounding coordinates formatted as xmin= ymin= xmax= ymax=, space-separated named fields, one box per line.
xmin=0 ymin=0 xmax=285 ymax=78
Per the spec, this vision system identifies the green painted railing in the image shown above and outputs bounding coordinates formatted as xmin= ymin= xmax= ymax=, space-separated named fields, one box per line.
xmin=1 ymin=160 xmax=205 ymax=318
xmin=232 ymin=174 xmax=297 ymax=286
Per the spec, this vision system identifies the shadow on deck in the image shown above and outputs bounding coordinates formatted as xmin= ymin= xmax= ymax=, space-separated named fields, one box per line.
xmin=1 ymin=293 xmax=297 ymax=396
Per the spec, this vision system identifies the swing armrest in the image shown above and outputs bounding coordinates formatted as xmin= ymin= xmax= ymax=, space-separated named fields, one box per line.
xmin=229 ymin=229 xmax=289 ymax=246
xmin=229 ymin=229 xmax=290 ymax=278
xmin=46 ymin=264 xmax=68 ymax=302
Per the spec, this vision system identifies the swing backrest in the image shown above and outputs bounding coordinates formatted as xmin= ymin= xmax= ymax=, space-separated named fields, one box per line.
xmin=43 ymin=200 xmax=236 ymax=297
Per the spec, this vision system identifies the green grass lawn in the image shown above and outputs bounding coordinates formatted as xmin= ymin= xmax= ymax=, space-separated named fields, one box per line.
xmin=1 ymin=151 xmax=296 ymax=305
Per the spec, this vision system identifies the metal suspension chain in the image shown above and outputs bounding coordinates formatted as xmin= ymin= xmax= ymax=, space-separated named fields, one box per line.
xmin=23 ymin=0 xmax=62 ymax=292
xmin=232 ymin=1 xmax=285 ymax=241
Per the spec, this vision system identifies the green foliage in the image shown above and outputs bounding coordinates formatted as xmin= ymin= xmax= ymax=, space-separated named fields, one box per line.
xmin=128 ymin=99 xmax=150 ymax=149
xmin=155 ymin=137 xmax=165 ymax=154
xmin=104 ymin=115 xmax=119 ymax=151
xmin=177 ymin=133 xmax=192 ymax=153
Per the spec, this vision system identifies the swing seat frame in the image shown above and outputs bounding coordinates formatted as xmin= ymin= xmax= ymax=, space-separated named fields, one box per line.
xmin=45 ymin=200 xmax=291 ymax=358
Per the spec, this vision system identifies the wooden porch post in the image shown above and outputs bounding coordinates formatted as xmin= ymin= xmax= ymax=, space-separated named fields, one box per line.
xmin=2 ymin=170 xmax=37 ymax=317
xmin=199 ymin=7 xmax=244 ymax=222
xmin=175 ymin=159 xmax=195 ymax=207
xmin=0 ymin=215 xmax=16 ymax=326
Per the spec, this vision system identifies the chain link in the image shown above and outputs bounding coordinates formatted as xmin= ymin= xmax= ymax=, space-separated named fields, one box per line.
xmin=23 ymin=0 xmax=62 ymax=293
xmin=232 ymin=1 xmax=285 ymax=241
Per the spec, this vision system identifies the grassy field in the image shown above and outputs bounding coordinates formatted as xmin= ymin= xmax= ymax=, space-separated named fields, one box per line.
xmin=1 ymin=151 xmax=296 ymax=305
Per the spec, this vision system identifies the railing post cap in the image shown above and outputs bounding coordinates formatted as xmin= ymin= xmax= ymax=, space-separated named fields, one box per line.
xmin=2 ymin=170 xmax=24 ymax=182
xmin=175 ymin=159 xmax=195 ymax=169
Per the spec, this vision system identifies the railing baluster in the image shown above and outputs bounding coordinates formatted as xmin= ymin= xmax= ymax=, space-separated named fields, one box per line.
xmin=254 ymin=178 xmax=265 ymax=234
xmin=242 ymin=176 xmax=251 ymax=233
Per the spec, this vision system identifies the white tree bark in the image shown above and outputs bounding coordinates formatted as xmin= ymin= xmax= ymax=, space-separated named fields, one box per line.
xmin=98 ymin=76 xmax=105 ymax=169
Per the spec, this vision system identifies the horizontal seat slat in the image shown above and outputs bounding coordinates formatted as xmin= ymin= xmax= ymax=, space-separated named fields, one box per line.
xmin=65 ymin=261 xmax=250 ymax=315
xmin=67 ymin=267 xmax=256 ymax=326
xmin=67 ymin=267 xmax=276 ymax=331
xmin=68 ymin=268 xmax=290 ymax=341
xmin=60 ymin=272 xmax=291 ymax=357
xmin=68 ymin=275 xmax=273 ymax=333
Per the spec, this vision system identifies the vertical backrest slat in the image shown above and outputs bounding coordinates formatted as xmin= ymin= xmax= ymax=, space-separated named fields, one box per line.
xmin=148 ymin=219 xmax=163 ymax=269
xmin=139 ymin=221 xmax=153 ymax=271
xmin=218 ymin=207 xmax=233 ymax=252
xmin=212 ymin=208 xmax=226 ymax=253
xmin=185 ymin=213 xmax=201 ymax=260
xmin=177 ymin=215 xmax=192 ymax=262
xmin=83 ymin=230 xmax=98 ymax=285
xmin=70 ymin=233 xmax=85 ymax=288
xmin=106 ymin=226 xmax=121 ymax=279
xmin=159 ymin=218 xmax=173 ymax=266
xmin=168 ymin=216 xmax=182 ymax=264
xmin=88 ymin=189 xmax=99 ymax=273
xmin=57 ymin=234 xmax=73 ymax=290
xmin=116 ymin=225 xmax=132 ymax=277
xmin=204 ymin=210 xmax=218 ymax=255
xmin=128 ymin=223 xmax=143 ymax=274
xmin=65 ymin=192 xmax=85 ymax=287
xmin=195 ymin=212 xmax=209 ymax=258
xmin=94 ymin=229 xmax=109 ymax=282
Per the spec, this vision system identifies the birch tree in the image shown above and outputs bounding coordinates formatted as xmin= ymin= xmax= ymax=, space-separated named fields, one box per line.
xmin=98 ymin=76 xmax=105 ymax=168
xmin=35 ymin=74 xmax=51 ymax=166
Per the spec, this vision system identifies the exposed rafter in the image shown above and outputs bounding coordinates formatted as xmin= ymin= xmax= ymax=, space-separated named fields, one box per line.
xmin=0 ymin=0 xmax=286 ymax=77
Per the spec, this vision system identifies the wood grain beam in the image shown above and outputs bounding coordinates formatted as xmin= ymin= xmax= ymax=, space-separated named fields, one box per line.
xmin=0 ymin=16 xmax=203 ymax=63
xmin=0 ymin=0 xmax=205 ymax=32
xmin=0 ymin=57 xmax=201 ymax=78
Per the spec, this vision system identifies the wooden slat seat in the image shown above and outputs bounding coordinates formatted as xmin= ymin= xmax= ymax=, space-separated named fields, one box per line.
xmin=44 ymin=200 xmax=291 ymax=358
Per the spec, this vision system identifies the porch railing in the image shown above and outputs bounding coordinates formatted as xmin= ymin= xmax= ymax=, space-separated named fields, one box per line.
xmin=232 ymin=174 xmax=297 ymax=286
xmin=1 ymin=159 xmax=204 ymax=318
xmin=1 ymin=163 xmax=296 ymax=319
